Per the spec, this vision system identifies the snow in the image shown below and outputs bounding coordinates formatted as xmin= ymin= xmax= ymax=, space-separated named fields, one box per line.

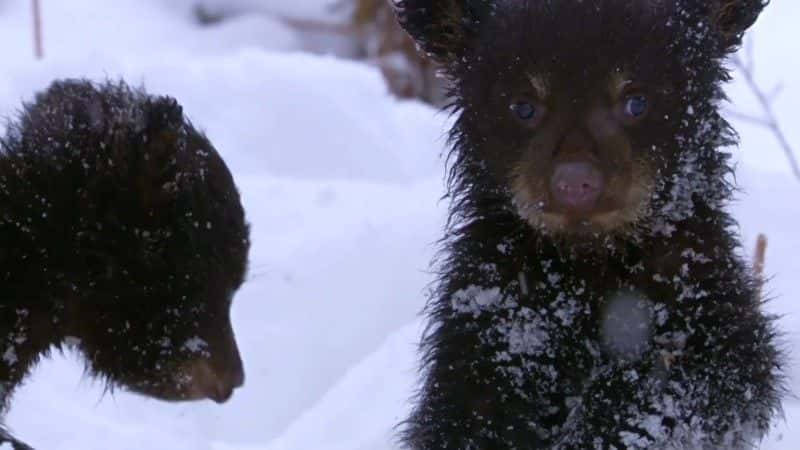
xmin=0 ymin=0 xmax=795 ymax=449
xmin=600 ymin=293 xmax=653 ymax=360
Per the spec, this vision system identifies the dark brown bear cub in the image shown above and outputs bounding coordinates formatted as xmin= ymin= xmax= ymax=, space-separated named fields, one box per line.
xmin=396 ymin=0 xmax=782 ymax=448
xmin=0 ymin=79 xmax=250 ymax=449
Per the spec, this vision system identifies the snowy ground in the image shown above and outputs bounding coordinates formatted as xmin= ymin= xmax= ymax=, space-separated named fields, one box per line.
xmin=0 ymin=0 xmax=797 ymax=448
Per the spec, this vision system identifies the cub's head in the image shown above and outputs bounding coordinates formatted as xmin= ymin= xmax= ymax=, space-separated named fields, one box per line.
xmin=397 ymin=0 xmax=766 ymax=235
xmin=14 ymin=80 xmax=251 ymax=404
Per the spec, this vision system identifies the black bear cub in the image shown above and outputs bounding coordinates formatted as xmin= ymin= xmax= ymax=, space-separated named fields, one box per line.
xmin=396 ymin=0 xmax=782 ymax=449
xmin=0 ymin=80 xmax=250 ymax=449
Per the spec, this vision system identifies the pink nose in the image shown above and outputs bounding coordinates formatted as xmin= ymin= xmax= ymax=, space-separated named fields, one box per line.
xmin=550 ymin=162 xmax=604 ymax=215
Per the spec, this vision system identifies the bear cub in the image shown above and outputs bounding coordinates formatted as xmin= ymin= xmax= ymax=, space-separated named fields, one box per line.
xmin=0 ymin=79 xmax=250 ymax=449
xmin=396 ymin=0 xmax=783 ymax=449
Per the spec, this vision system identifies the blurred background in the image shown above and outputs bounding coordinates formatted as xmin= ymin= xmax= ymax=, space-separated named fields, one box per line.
xmin=0 ymin=1 xmax=797 ymax=449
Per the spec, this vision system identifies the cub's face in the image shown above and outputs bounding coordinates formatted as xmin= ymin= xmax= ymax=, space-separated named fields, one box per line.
xmin=471 ymin=67 xmax=677 ymax=235
xmin=396 ymin=0 xmax=766 ymax=235
xmin=457 ymin=4 xmax=689 ymax=236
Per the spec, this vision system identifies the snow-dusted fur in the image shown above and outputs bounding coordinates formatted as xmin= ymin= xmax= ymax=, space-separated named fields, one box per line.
xmin=0 ymin=80 xmax=250 ymax=449
xmin=396 ymin=1 xmax=783 ymax=448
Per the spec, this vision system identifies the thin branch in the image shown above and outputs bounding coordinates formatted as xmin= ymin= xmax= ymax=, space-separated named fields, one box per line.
xmin=753 ymin=234 xmax=767 ymax=297
xmin=766 ymin=83 xmax=784 ymax=103
xmin=753 ymin=234 xmax=767 ymax=278
xmin=732 ymin=52 xmax=800 ymax=181
xmin=724 ymin=110 xmax=772 ymax=128
xmin=32 ymin=0 xmax=43 ymax=59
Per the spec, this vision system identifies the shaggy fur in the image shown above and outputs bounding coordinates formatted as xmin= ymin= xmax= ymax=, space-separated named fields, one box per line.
xmin=0 ymin=80 xmax=250 ymax=449
xmin=395 ymin=1 xmax=782 ymax=449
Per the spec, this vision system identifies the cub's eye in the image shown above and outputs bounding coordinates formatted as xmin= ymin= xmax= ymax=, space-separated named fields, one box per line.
xmin=623 ymin=95 xmax=648 ymax=119
xmin=510 ymin=100 xmax=545 ymax=128
xmin=511 ymin=101 xmax=536 ymax=120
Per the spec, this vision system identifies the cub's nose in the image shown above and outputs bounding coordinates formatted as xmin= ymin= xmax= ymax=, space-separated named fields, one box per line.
xmin=201 ymin=362 xmax=245 ymax=404
xmin=550 ymin=162 xmax=605 ymax=215
xmin=208 ymin=372 xmax=243 ymax=404
xmin=189 ymin=349 xmax=245 ymax=404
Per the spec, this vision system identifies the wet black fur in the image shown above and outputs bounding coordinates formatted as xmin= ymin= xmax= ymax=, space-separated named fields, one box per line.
xmin=0 ymin=79 xmax=250 ymax=448
xmin=396 ymin=1 xmax=782 ymax=449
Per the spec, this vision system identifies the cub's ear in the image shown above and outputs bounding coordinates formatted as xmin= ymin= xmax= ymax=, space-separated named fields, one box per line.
xmin=132 ymin=96 xmax=186 ymax=212
xmin=709 ymin=0 xmax=769 ymax=50
xmin=144 ymin=96 xmax=184 ymax=137
xmin=394 ymin=0 xmax=491 ymax=62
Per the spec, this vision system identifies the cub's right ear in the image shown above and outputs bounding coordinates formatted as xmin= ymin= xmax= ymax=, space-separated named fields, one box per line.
xmin=394 ymin=0 xmax=490 ymax=62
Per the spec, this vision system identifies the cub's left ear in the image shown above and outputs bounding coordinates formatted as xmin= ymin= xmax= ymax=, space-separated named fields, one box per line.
xmin=393 ymin=0 xmax=493 ymax=63
xmin=710 ymin=0 xmax=769 ymax=50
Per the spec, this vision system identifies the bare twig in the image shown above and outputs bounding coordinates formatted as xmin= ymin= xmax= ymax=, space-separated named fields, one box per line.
xmin=724 ymin=110 xmax=772 ymax=128
xmin=766 ymin=83 xmax=784 ymax=103
xmin=753 ymin=234 xmax=767 ymax=280
xmin=731 ymin=48 xmax=800 ymax=181
xmin=753 ymin=233 xmax=768 ymax=299
xmin=32 ymin=0 xmax=43 ymax=59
